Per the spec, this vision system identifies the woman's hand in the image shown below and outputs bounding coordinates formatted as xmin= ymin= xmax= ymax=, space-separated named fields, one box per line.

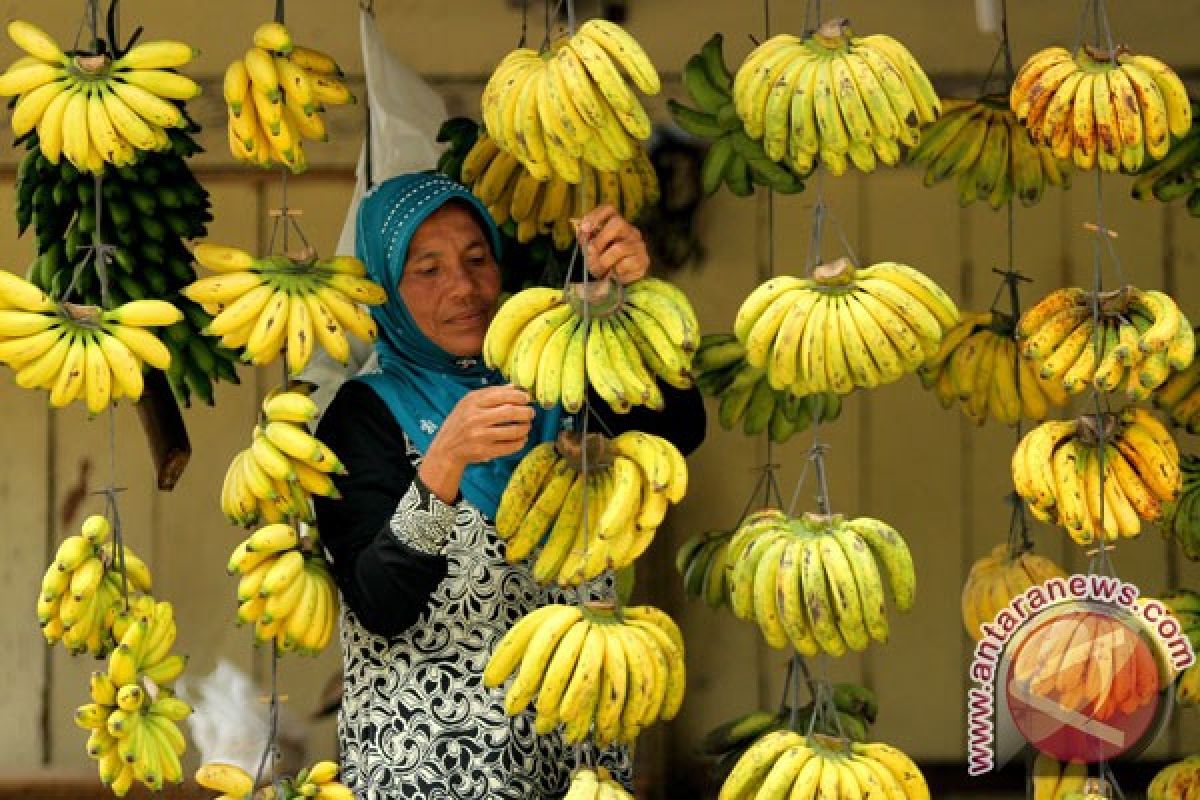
xmin=578 ymin=204 xmax=650 ymax=285
xmin=420 ymin=386 xmax=535 ymax=503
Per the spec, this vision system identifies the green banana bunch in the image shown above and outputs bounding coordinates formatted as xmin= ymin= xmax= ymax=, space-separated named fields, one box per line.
xmin=1162 ymin=457 xmax=1200 ymax=561
xmin=676 ymin=529 xmax=734 ymax=608
xmin=694 ymin=333 xmax=841 ymax=442
xmin=15 ymin=126 xmax=238 ymax=407
xmin=669 ymin=34 xmax=807 ymax=197
xmin=1132 ymin=103 xmax=1200 ymax=216
xmin=1159 ymin=589 xmax=1200 ymax=706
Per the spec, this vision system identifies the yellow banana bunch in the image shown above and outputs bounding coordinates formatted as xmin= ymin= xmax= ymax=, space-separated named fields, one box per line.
xmin=1011 ymin=409 xmax=1182 ymax=544
xmin=107 ymin=597 xmax=188 ymax=688
xmin=1163 ymin=457 xmax=1200 ymax=561
xmin=481 ymin=20 xmax=659 ymax=183
xmin=483 ymin=276 xmax=697 ymax=413
xmin=459 ymin=128 xmax=659 ymax=248
xmin=38 ymin=514 xmax=155 ymax=656
xmin=961 ymin=543 xmax=1067 ymax=640
xmin=735 ymin=258 xmax=959 ymax=395
xmin=694 ymin=333 xmax=843 ymax=441
xmin=718 ymin=731 xmax=929 ymax=800
xmin=183 ymin=244 xmax=383 ymax=374
xmin=732 ymin=18 xmax=940 ymax=177
xmin=725 ymin=509 xmax=916 ymax=656
xmin=909 ymin=96 xmax=1071 ymax=208
xmin=196 ymin=759 xmax=352 ymax=800
xmin=564 ymin=767 xmax=634 ymax=800
xmin=0 ymin=20 xmax=199 ymax=172
xmin=1017 ymin=286 xmax=1194 ymax=400
xmin=919 ymin=310 xmax=1069 ymax=426
xmin=224 ymin=21 xmax=353 ymax=172
xmin=1155 ymin=342 xmax=1200 ymax=432
xmin=227 ymin=525 xmax=339 ymax=655
xmin=1148 ymin=757 xmax=1200 ymax=800
xmin=290 ymin=760 xmax=353 ymax=800
xmin=77 ymin=677 xmax=191 ymax=796
xmin=1010 ymin=44 xmax=1191 ymax=172
xmin=495 ymin=430 xmax=686 ymax=586
xmin=483 ymin=602 xmax=685 ymax=745
xmin=220 ymin=390 xmax=344 ymax=527
xmin=195 ymin=762 xmax=255 ymax=798
xmin=0 ymin=270 xmax=182 ymax=412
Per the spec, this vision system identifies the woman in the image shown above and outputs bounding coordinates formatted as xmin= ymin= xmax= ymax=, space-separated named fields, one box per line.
xmin=314 ymin=171 xmax=705 ymax=799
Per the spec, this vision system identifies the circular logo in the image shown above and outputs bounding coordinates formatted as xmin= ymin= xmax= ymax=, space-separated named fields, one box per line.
xmin=1005 ymin=606 xmax=1165 ymax=763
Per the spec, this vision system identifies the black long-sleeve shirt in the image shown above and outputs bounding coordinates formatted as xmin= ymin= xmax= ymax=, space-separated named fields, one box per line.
xmin=313 ymin=378 xmax=706 ymax=639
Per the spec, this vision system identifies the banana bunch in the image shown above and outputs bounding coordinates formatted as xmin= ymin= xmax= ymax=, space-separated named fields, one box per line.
xmin=1032 ymin=754 xmax=1089 ymax=800
xmin=564 ymin=767 xmax=634 ymax=800
xmin=1017 ymin=286 xmax=1195 ymax=400
xmin=1160 ymin=590 xmax=1200 ymax=707
xmin=694 ymin=334 xmax=842 ymax=442
xmin=227 ymin=524 xmax=339 ymax=655
xmin=669 ymin=34 xmax=807 ymax=196
xmin=1155 ymin=345 xmax=1200 ymax=432
xmin=735 ymin=259 xmax=960 ymax=395
xmin=733 ymin=18 xmax=940 ymax=178
xmin=452 ymin=125 xmax=658 ymax=248
xmin=496 ymin=431 xmax=686 ymax=585
xmin=196 ymin=759 xmax=352 ymax=800
xmin=38 ymin=514 xmax=154 ymax=656
xmin=727 ymin=509 xmax=916 ymax=656
xmin=1148 ymin=756 xmax=1200 ymax=800
xmin=483 ymin=277 xmax=697 ymax=413
xmin=675 ymin=529 xmax=734 ymax=608
xmin=0 ymin=20 xmax=199 ymax=172
xmin=1012 ymin=410 xmax=1182 ymax=544
xmin=960 ymin=544 xmax=1067 ymax=640
xmin=1163 ymin=457 xmax=1200 ymax=560
xmin=700 ymin=686 xmax=879 ymax=781
xmin=908 ymin=96 xmax=1071 ymax=208
xmin=481 ymin=20 xmax=659 ymax=184
xmin=184 ymin=244 xmax=383 ymax=374
xmin=1011 ymin=609 xmax=1161 ymax=721
xmin=76 ymin=673 xmax=192 ymax=796
xmin=14 ymin=126 xmax=236 ymax=406
xmin=1010 ymin=44 xmax=1192 ymax=173
xmin=107 ymin=597 xmax=188 ymax=687
xmin=483 ymin=602 xmax=684 ymax=745
xmin=918 ymin=311 xmax=1069 ymax=425
xmin=220 ymin=391 xmax=344 ymax=527
xmin=224 ymin=21 xmax=354 ymax=172
xmin=0 ymin=272 xmax=182 ymax=412
xmin=1132 ymin=106 xmax=1200 ymax=214
xmin=718 ymin=732 xmax=929 ymax=800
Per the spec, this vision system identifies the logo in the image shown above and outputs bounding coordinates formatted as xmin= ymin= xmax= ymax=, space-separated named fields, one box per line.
xmin=966 ymin=574 xmax=1195 ymax=776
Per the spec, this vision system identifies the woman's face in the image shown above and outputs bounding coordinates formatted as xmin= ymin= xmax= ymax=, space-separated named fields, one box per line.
xmin=399 ymin=203 xmax=502 ymax=358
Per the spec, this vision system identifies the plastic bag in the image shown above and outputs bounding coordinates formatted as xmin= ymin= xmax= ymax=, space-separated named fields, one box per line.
xmin=300 ymin=8 xmax=448 ymax=416
xmin=177 ymin=659 xmax=307 ymax=781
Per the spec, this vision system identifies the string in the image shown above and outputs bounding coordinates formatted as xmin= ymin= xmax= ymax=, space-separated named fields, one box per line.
xmin=252 ymin=641 xmax=282 ymax=789
xmin=518 ymin=0 xmax=529 ymax=48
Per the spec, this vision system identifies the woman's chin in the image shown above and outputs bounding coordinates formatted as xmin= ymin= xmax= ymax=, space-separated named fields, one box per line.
xmin=439 ymin=331 xmax=488 ymax=360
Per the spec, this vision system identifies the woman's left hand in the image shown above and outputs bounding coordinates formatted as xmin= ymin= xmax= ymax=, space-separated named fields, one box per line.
xmin=578 ymin=204 xmax=650 ymax=285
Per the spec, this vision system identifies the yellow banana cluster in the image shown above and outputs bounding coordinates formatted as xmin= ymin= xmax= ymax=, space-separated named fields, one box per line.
xmin=196 ymin=758 xmax=353 ymax=800
xmin=224 ymin=21 xmax=354 ymax=171
xmin=719 ymin=732 xmax=929 ymax=800
xmin=735 ymin=258 xmax=959 ymax=395
xmin=1149 ymin=756 xmax=1200 ymax=800
xmin=481 ymin=20 xmax=660 ymax=184
xmin=1032 ymin=753 xmax=1089 ymax=800
xmin=76 ymin=669 xmax=192 ymax=796
xmin=960 ymin=544 xmax=1067 ymax=640
xmin=0 ymin=270 xmax=182 ymax=411
xmin=1010 ymin=44 xmax=1192 ymax=172
xmin=733 ymin=18 xmax=940 ymax=177
xmin=220 ymin=390 xmax=344 ymax=527
xmin=184 ymin=243 xmax=383 ymax=373
xmin=483 ymin=277 xmax=697 ymax=413
xmin=496 ymin=431 xmax=686 ymax=586
xmin=564 ymin=767 xmax=634 ymax=800
xmin=726 ymin=509 xmax=916 ymax=657
xmin=1017 ymin=286 xmax=1194 ymax=400
xmin=1155 ymin=344 xmax=1200 ymax=432
xmin=483 ymin=602 xmax=685 ymax=745
xmin=227 ymin=524 xmax=339 ymax=655
xmin=0 ymin=21 xmax=199 ymax=172
xmin=1011 ymin=409 xmax=1182 ymax=544
xmin=919 ymin=310 xmax=1069 ymax=425
xmin=38 ymin=514 xmax=153 ymax=656
xmin=909 ymin=96 xmax=1071 ymax=208
xmin=461 ymin=129 xmax=659 ymax=248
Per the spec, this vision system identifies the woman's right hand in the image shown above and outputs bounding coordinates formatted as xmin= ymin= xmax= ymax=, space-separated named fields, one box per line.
xmin=420 ymin=386 xmax=535 ymax=502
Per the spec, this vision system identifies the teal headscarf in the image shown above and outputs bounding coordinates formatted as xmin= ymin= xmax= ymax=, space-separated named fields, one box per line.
xmin=354 ymin=171 xmax=563 ymax=519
